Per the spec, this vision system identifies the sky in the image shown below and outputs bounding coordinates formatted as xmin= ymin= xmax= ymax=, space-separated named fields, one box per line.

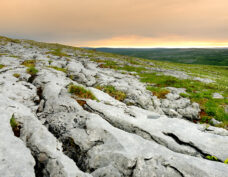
xmin=1 ymin=0 xmax=228 ymax=47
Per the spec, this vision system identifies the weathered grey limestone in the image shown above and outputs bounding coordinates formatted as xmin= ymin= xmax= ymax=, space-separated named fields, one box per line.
xmin=0 ymin=39 xmax=227 ymax=177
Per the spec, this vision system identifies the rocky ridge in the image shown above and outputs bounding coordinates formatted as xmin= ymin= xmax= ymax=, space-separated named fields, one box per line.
xmin=0 ymin=37 xmax=228 ymax=177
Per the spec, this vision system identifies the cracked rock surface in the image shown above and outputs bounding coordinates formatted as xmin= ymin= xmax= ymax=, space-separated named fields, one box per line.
xmin=0 ymin=39 xmax=228 ymax=177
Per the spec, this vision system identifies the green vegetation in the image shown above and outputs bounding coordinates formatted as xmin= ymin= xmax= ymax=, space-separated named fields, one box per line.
xmin=96 ymin=85 xmax=126 ymax=101
xmin=0 ymin=64 xmax=5 ymax=69
xmin=224 ymin=158 xmax=228 ymax=164
xmin=9 ymin=55 xmax=20 ymax=58
xmin=10 ymin=114 xmax=21 ymax=137
xmin=46 ymin=48 xmax=69 ymax=57
xmin=206 ymin=155 xmax=219 ymax=161
xmin=26 ymin=67 xmax=38 ymax=75
xmin=92 ymin=59 xmax=119 ymax=69
xmin=10 ymin=114 xmax=19 ymax=129
xmin=147 ymin=86 xmax=170 ymax=99
xmin=21 ymin=60 xmax=36 ymax=67
xmin=1 ymin=35 xmax=227 ymax=128
xmin=93 ymin=48 xmax=228 ymax=66
xmin=47 ymin=66 xmax=67 ymax=73
xmin=0 ymin=53 xmax=8 ymax=56
xmin=117 ymin=65 xmax=145 ymax=73
xmin=48 ymin=60 xmax=53 ymax=65
xmin=13 ymin=73 xmax=20 ymax=78
xmin=139 ymin=73 xmax=228 ymax=127
xmin=0 ymin=36 xmax=21 ymax=45
xmin=68 ymin=84 xmax=97 ymax=100
xmin=91 ymin=56 xmax=228 ymax=128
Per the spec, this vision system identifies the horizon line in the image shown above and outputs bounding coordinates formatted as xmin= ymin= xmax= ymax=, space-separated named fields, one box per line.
xmin=81 ymin=46 xmax=228 ymax=49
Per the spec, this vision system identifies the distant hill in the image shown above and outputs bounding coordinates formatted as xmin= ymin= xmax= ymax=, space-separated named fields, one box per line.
xmin=89 ymin=48 xmax=228 ymax=66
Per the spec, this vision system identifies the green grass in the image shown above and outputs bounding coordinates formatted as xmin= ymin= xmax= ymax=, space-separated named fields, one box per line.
xmin=0 ymin=64 xmax=5 ymax=69
xmin=92 ymin=48 xmax=228 ymax=66
xmin=10 ymin=114 xmax=21 ymax=137
xmin=225 ymin=158 xmax=228 ymax=164
xmin=139 ymin=72 xmax=228 ymax=127
xmin=9 ymin=55 xmax=20 ymax=58
xmin=68 ymin=84 xmax=97 ymax=100
xmin=26 ymin=67 xmax=38 ymax=75
xmin=46 ymin=48 xmax=69 ymax=57
xmin=0 ymin=53 xmax=8 ymax=56
xmin=21 ymin=60 xmax=36 ymax=67
xmin=93 ymin=59 xmax=119 ymax=69
xmin=47 ymin=66 xmax=67 ymax=73
xmin=206 ymin=155 xmax=219 ymax=161
xmin=13 ymin=73 xmax=21 ymax=78
xmin=0 ymin=36 xmax=21 ymax=44
xmin=90 ymin=52 xmax=228 ymax=128
xmin=147 ymin=86 xmax=170 ymax=99
xmin=48 ymin=60 xmax=53 ymax=65
xmin=96 ymin=85 xmax=126 ymax=101
xmin=117 ymin=65 xmax=145 ymax=73
xmin=10 ymin=114 xmax=19 ymax=129
xmin=1 ymin=35 xmax=227 ymax=128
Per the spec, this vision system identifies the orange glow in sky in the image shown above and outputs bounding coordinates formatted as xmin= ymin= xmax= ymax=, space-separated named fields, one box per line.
xmin=1 ymin=0 xmax=228 ymax=47
xmin=76 ymin=35 xmax=228 ymax=48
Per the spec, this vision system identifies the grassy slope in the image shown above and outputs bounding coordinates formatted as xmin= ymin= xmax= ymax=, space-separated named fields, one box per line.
xmin=87 ymin=50 xmax=228 ymax=128
xmin=1 ymin=36 xmax=227 ymax=128
xmin=93 ymin=48 xmax=228 ymax=66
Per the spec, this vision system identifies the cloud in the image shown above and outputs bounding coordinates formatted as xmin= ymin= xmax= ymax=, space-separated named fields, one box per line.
xmin=0 ymin=0 xmax=228 ymax=46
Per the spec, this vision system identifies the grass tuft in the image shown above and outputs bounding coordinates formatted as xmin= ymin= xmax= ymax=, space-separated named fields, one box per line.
xmin=10 ymin=114 xmax=21 ymax=137
xmin=46 ymin=48 xmax=69 ymax=57
xmin=147 ymin=86 xmax=170 ymax=99
xmin=13 ymin=73 xmax=20 ymax=78
xmin=68 ymin=84 xmax=97 ymax=100
xmin=21 ymin=60 xmax=36 ymax=67
xmin=96 ymin=85 xmax=126 ymax=101
xmin=224 ymin=158 xmax=228 ymax=164
xmin=206 ymin=155 xmax=218 ymax=161
xmin=26 ymin=67 xmax=38 ymax=75
xmin=47 ymin=66 xmax=67 ymax=73
xmin=0 ymin=64 xmax=5 ymax=69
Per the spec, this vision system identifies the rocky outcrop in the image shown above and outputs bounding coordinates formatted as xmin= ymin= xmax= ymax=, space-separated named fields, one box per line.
xmin=0 ymin=39 xmax=227 ymax=177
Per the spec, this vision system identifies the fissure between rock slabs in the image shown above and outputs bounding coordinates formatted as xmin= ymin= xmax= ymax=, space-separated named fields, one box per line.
xmin=27 ymin=77 xmax=92 ymax=174
xmin=9 ymin=119 xmax=47 ymax=177
xmin=28 ymin=74 xmax=37 ymax=84
xmin=60 ymin=137 xmax=90 ymax=172
xmin=35 ymin=87 xmax=44 ymax=105
xmin=163 ymin=165 xmax=185 ymax=177
xmin=82 ymin=102 xmax=224 ymax=164
xmin=44 ymin=120 xmax=93 ymax=173
xmin=19 ymin=73 xmax=224 ymax=177
xmin=45 ymin=115 xmax=107 ymax=174
xmin=163 ymin=132 xmax=223 ymax=163
xmin=34 ymin=155 xmax=48 ymax=177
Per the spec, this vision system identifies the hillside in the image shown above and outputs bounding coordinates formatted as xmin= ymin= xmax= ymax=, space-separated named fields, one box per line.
xmin=92 ymin=48 xmax=228 ymax=66
xmin=0 ymin=36 xmax=228 ymax=177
